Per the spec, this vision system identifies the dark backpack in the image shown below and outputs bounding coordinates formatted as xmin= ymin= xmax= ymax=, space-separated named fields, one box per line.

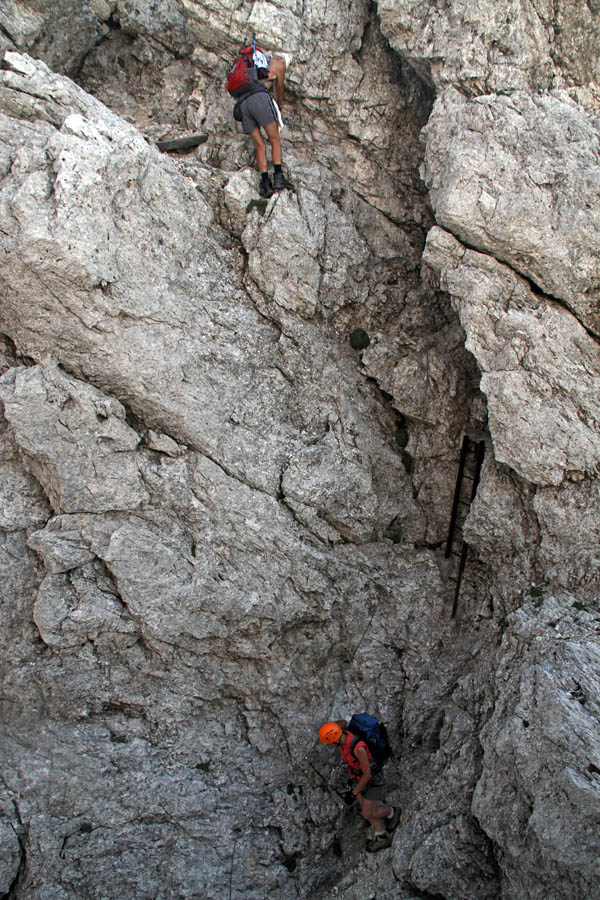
xmin=226 ymin=44 xmax=269 ymax=98
xmin=348 ymin=713 xmax=392 ymax=772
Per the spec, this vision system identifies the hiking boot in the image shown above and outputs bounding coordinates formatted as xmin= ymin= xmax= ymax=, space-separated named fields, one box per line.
xmin=385 ymin=806 xmax=401 ymax=832
xmin=366 ymin=832 xmax=392 ymax=853
xmin=273 ymin=170 xmax=294 ymax=191
xmin=259 ymin=176 xmax=274 ymax=198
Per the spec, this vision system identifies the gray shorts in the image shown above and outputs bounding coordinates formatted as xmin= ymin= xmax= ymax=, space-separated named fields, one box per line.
xmin=241 ymin=89 xmax=277 ymax=134
xmin=363 ymin=781 xmax=386 ymax=802
xmin=362 ymin=778 xmax=385 ymax=802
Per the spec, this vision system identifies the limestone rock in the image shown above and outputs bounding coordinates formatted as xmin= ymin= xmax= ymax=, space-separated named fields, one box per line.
xmin=377 ymin=0 xmax=600 ymax=93
xmin=115 ymin=0 xmax=194 ymax=54
xmin=0 ymin=417 xmax=49 ymax=531
xmin=0 ymin=364 xmax=147 ymax=513
xmin=0 ymin=817 xmax=20 ymax=894
xmin=32 ymin=565 xmax=138 ymax=649
xmin=473 ymin=598 xmax=600 ymax=900
xmin=281 ymin=413 xmax=418 ymax=544
xmin=422 ymin=88 xmax=600 ymax=336
xmin=78 ymin=8 xmax=198 ymax=134
xmin=0 ymin=351 xmax=433 ymax=897
xmin=0 ymin=0 xmax=100 ymax=76
xmin=534 ymin=480 xmax=600 ymax=595
xmin=423 ymin=227 xmax=600 ymax=487
xmin=222 ymin=167 xmax=263 ymax=237
xmin=361 ymin=316 xmax=482 ymax=543
xmin=244 ymin=187 xmax=326 ymax=319
xmin=460 ymin=456 xmax=539 ymax=595
xmin=242 ymin=174 xmax=370 ymax=321
xmin=1 ymin=3 xmax=600 ymax=900
xmin=145 ymin=429 xmax=181 ymax=456
xmin=0 ymin=52 xmax=417 ymax=533
xmin=89 ymin=0 xmax=117 ymax=22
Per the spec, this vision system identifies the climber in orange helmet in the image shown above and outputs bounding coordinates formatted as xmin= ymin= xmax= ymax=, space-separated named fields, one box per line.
xmin=318 ymin=719 xmax=400 ymax=852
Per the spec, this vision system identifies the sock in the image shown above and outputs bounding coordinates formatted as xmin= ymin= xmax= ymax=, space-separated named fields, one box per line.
xmin=274 ymin=163 xmax=282 ymax=175
xmin=386 ymin=807 xmax=395 ymax=819
xmin=260 ymin=171 xmax=270 ymax=182
xmin=373 ymin=830 xmax=386 ymax=838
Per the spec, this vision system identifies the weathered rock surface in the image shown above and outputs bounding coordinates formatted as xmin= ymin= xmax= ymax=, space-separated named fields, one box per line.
xmin=0 ymin=0 xmax=100 ymax=76
xmin=424 ymin=227 xmax=600 ymax=487
xmin=0 ymin=1 xmax=599 ymax=899
xmin=0 ymin=52 xmax=416 ymax=530
xmin=473 ymin=598 xmax=600 ymax=900
xmin=423 ymin=89 xmax=600 ymax=337
xmin=378 ymin=0 xmax=600 ymax=94
xmin=0 ymin=353 xmax=441 ymax=898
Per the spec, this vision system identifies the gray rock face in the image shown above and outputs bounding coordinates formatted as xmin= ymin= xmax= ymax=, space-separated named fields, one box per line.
xmin=411 ymin=6 xmax=600 ymax=893
xmin=473 ymin=598 xmax=600 ymax=900
xmin=423 ymin=88 xmax=600 ymax=336
xmin=0 ymin=51 xmax=416 ymax=533
xmin=0 ymin=2 xmax=599 ymax=900
xmin=0 ymin=0 xmax=100 ymax=76
xmin=377 ymin=0 xmax=600 ymax=93
xmin=1 ymin=365 xmax=147 ymax=514
xmin=424 ymin=227 xmax=600 ymax=487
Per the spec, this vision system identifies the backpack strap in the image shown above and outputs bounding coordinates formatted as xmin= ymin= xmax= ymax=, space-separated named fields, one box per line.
xmin=349 ymin=735 xmax=381 ymax=775
xmin=349 ymin=735 xmax=366 ymax=765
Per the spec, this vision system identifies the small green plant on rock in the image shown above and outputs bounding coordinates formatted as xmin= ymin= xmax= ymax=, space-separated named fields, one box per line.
xmin=349 ymin=328 xmax=370 ymax=350
xmin=246 ymin=198 xmax=269 ymax=215
xmin=530 ymin=586 xmax=545 ymax=607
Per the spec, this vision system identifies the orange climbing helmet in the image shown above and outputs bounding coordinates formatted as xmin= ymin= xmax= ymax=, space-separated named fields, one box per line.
xmin=318 ymin=722 xmax=342 ymax=744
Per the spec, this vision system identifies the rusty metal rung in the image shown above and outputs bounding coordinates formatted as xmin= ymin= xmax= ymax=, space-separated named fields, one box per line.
xmin=447 ymin=438 xmax=486 ymax=617
xmin=445 ymin=436 xmax=470 ymax=559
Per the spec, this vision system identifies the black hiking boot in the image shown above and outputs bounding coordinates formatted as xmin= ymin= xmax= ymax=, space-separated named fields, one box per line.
xmin=366 ymin=832 xmax=392 ymax=853
xmin=273 ymin=170 xmax=294 ymax=191
xmin=259 ymin=175 xmax=274 ymax=198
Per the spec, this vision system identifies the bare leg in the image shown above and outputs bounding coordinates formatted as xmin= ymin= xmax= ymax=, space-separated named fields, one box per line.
xmin=357 ymin=796 xmax=392 ymax=833
xmin=263 ymin=120 xmax=281 ymax=166
xmin=249 ymin=126 xmax=267 ymax=172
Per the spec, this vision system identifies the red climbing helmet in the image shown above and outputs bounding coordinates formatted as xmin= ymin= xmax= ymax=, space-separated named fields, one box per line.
xmin=318 ymin=722 xmax=342 ymax=744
